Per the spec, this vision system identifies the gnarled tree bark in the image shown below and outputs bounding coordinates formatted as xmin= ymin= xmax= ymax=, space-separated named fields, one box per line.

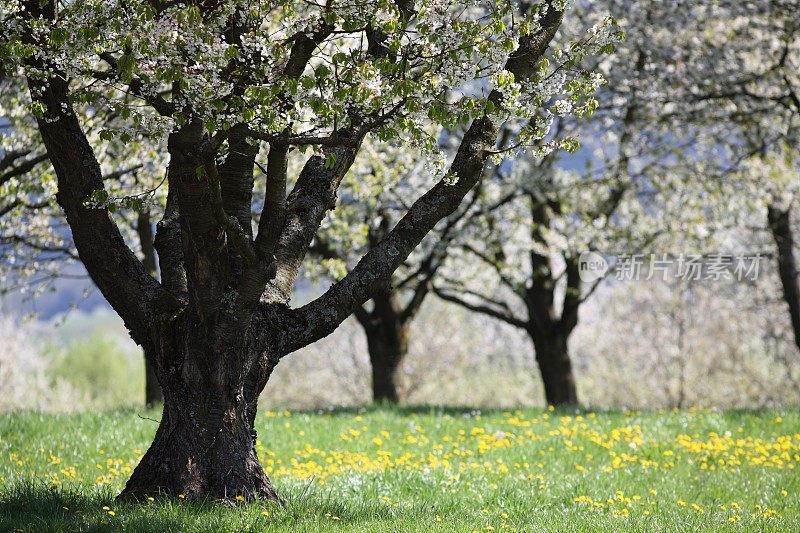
xmin=118 ymin=316 xmax=279 ymax=501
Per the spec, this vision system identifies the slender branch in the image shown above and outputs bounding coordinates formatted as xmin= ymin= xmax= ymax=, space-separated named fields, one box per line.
xmin=96 ymin=53 xmax=175 ymax=116
xmin=0 ymin=153 xmax=49 ymax=187
xmin=433 ymin=287 xmax=528 ymax=329
xmin=0 ymin=234 xmax=79 ymax=259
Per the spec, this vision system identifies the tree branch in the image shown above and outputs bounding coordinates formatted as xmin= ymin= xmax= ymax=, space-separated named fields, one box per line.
xmin=558 ymin=254 xmax=581 ymax=334
xmin=272 ymin=2 xmax=566 ymax=355
xmin=260 ymin=129 xmax=365 ymax=304
xmin=22 ymin=0 xmax=176 ymax=343
xmin=433 ymin=287 xmax=528 ymax=329
xmin=0 ymin=153 xmax=49 ymax=188
xmin=96 ymin=52 xmax=176 ymax=116
xmin=0 ymin=234 xmax=79 ymax=260
xmin=154 ymin=184 xmax=187 ymax=298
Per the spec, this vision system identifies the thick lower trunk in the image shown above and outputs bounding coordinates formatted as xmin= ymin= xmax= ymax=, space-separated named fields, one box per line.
xmin=119 ymin=383 xmax=277 ymax=502
xmin=768 ymin=205 xmax=800 ymax=353
xmin=144 ymin=351 xmax=163 ymax=407
xmin=531 ymin=334 xmax=578 ymax=407
xmin=119 ymin=322 xmax=277 ymax=502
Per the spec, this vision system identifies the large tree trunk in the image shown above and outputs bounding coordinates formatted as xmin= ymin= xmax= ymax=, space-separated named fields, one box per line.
xmin=118 ymin=324 xmax=278 ymax=502
xmin=523 ymin=197 xmax=581 ymax=407
xmin=119 ymin=394 xmax=275 ymax=501
xmin=529 ymin=331 xmax=578 ymax=407
xmin=357 ymin=291 xmax=410 ymax=403
xmin=768 ymin=204 xmax=800 ymax=353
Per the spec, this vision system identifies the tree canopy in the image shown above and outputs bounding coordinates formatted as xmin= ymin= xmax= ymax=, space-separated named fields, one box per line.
xmin=0 ymin=0 xmax=623 ymax=501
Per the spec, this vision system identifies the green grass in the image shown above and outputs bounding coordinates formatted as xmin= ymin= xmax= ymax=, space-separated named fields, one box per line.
xmin=1 ymin=406 xmax=798 ymax=531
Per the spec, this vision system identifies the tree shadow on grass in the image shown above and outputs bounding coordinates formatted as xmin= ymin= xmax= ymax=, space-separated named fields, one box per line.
xmin=299 ymin=404 xmax=792 ymax=420
xmin=287 ymin=402 xmax=592 ymax=418
xmin=0 ymin=480 xmax=402 ymax=532
xmin=0 ymin=481 xmax=181 ymax=532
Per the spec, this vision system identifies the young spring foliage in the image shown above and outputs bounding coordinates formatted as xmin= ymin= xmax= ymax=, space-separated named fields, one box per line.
xmin=1 ymin=0 xmax=620 ymax=501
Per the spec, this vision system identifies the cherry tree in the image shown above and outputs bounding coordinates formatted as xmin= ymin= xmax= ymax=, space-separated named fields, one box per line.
xmin=307 ymin=138 xmax=483 ymax=402
xmin=646 ymin=0 xmax=800 ymax=352
xmin=430 ymin=0 xmax=799 ymax=408
xmin=1 ymin=0 xmax=616 ymax=501
xmin=304 ymin=0 xmax=624 ymax=404
xmin=430 ymin=0 xmax=737 ymax=406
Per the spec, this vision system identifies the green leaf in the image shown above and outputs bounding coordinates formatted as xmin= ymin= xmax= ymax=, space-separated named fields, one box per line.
xmin=224 ymin=44 xmax=240 ymax=61
xmin=599 ymin=43 xmax=616 ymax=55
xmin=89 ymin=189 xmax=109 ymax=205
xmin=324 ymin=153 xmax=337 ymax=170
xmin=316 ymin=65 xmax=330 ymax=79
xmin=30 ymin=101 xmax=46 ymax=119
xmin=49 ymin=27 xmax=69 ymax=47
xmin=118 ymin=54 xmax=135 ymax=83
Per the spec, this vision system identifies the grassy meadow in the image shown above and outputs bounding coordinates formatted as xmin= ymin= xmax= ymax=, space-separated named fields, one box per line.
xmin=1 ymin=406 xmax=798 ymax=531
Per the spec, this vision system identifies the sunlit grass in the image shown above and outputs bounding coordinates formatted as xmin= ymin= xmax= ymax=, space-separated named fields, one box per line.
xmin=1 ymin=406 xmax=798 ymax=531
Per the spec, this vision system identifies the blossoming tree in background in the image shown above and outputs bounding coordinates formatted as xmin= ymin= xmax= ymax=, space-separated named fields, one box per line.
xmin=1 ymin=68 xmax=170 ymax=405
xmin=305 ymin=142 xmax=445 ymax=402
xmin=428 ymin=0 xmax=712 ymax=406
xmin=1 ymin=0 xmax=617 ymax=501
xmin=647 ymin=0 xmax=800 ymax=354
xmin=304 ymin=1 xmax=628 ymax=405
